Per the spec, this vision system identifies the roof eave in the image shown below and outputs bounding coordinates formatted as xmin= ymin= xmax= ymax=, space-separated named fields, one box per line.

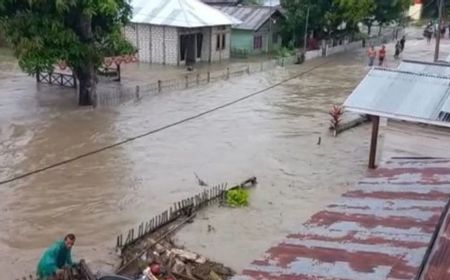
xmin=344 ymin=107 xmax=450 ymax=129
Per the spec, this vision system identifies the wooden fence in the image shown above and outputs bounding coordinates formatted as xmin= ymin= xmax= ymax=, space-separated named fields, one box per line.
xmin=96 ymin=28 xmax=403 ymax=107
xmin=116 ymin=183 xmax=229 ymax=250
xmin=96 ymin=62 xmax=269 ymax=107
xmin=36 ymin=71 xmax=77 ymax=88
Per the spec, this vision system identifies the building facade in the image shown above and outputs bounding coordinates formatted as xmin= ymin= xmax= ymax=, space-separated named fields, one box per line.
xmin=215 ymin=6 xmax=284 ymax=56
xmin=409 ymin=0 xmax=423 ymax=21
xmin=124 ymin=25 xmax=231 ymax=65
xmin=125 ymin=0 xmax=236 ymax=66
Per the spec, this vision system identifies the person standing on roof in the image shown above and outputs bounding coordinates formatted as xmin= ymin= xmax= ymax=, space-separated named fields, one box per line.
xmin=37 ymin=234 xmax=77 ymax=280
xmin=378 ymin=45 xmax=386 ymax=66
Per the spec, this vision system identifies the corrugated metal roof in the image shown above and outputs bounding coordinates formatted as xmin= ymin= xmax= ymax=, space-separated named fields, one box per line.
xmin=202 ymin=0 xmax=239 ymax=4
xmin=262 ymin=0 xmax=281 ymax=6
xmin=130 ymin=0 xmax=240 ymax=28
xmin=233 ymin=158 xmax=450 ymax=280
xmin=398 ymin=60 xmax=450 ymax=76
xmin=214 ymin=5 xmax=279 ymax=30
xmin=343 ymin=68 xmax=450 ymax=127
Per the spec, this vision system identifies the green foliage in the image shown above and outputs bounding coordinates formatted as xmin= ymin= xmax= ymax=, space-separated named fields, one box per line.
xmin=226 ymin=187 xmax=250 ymax=207
xmin=372 ymin=0 xmax=410 ymax=27
xmin=277 ymin=46 xmax=294 ymax=58
xmin=281 ymin=0 xmax=409 ymax=43
xmin=0 ymin=0 xmax=135 ymax=75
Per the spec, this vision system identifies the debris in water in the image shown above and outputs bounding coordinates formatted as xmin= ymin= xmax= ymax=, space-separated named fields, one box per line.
xmin=193 ymin=173 xmax=208 ymax=187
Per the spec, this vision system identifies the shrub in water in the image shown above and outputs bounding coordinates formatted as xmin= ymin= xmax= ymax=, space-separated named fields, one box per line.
xmin=226 ymin=187 xmax=250 ymax=207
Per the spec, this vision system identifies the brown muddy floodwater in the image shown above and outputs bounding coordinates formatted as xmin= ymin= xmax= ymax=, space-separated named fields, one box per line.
xmin=0 ymin=32 xmax=439 ymax=278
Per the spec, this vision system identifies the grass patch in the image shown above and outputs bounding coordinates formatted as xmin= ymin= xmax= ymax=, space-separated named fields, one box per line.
xmin=226 ymin=187 xmax=250 ymax=207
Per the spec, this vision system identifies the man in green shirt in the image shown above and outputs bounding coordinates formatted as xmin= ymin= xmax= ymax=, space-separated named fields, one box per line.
xmin=37 ymin=234 xmax=76 ymax=279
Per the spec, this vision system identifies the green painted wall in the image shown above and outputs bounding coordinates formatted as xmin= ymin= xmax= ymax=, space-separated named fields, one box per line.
xmin=230 ymin=16 xmax=283 ymax=57
xmin=230 ymin=30 xmax=253 ymax=55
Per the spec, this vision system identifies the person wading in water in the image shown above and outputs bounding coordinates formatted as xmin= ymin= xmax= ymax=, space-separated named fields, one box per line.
xmin=37 ymin=234 xmax=77 ymax=280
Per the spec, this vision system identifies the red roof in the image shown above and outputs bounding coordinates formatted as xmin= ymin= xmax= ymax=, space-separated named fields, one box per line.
xmin=233 ymin=158 xmax=450 ymax=280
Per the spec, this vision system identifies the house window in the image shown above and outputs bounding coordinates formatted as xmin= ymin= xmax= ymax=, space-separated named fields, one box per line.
xmin=254 ymin=35 xmax=263 ymax=50
xmin=216 ymin=33 xmax=226 ymax=51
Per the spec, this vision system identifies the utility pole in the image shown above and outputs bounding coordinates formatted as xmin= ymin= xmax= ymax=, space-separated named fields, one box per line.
xmin=435 ymin=0 xmax=444 ymax=62
xmin=303 ymin=6 xmax=310 ymax=56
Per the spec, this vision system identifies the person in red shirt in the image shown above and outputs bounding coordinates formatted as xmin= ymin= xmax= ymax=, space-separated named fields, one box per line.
xmin=378 ymin=45 xmax=386 ymax=66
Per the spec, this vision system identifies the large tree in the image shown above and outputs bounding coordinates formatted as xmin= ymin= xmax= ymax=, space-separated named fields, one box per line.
xmin=368 ymin=0 xmax=410 ymax=35
xmin=281 ymin=0 xmax=332 ymax=45
xmin=281 ymin=0 xmax=373 ymax=44
xmin=324 ymin=0 xmax=375 ymax=38
xmin=0 ymin=0 xmax=135 ymax=106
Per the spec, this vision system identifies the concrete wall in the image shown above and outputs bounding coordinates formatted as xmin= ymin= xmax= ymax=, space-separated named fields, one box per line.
xmin=125 ymin=24 xmax=178 ymax=65
xmin=409 ymin=3 xmax=423 ymax=21
xmin=125 ymin=24 xmax=230 ymax=65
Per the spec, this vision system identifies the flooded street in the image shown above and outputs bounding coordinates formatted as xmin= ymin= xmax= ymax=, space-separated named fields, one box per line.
xmin=0 ymin=29 xmax=445 ymax=277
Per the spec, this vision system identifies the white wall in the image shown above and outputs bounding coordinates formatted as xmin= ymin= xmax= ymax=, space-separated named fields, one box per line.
xmin=164 ymin=27 xmax=178 ymax=65
xmin=125 ymin=24 xmax=231 ymax=65
xmin=125 ymin=24 xmax=179 ymax=65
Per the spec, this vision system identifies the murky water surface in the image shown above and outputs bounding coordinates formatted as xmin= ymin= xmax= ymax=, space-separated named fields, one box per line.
xmin=0 ymin=30 xmax=444 ymax=277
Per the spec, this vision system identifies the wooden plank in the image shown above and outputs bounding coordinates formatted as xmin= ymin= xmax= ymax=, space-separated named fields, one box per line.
xmin=369 ymin=115 xmax=380 ymax=169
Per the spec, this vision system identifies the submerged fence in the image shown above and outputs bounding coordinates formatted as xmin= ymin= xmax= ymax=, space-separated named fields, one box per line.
xmin=96 ymin=27 xmax=402 ymax=107
xmin=96 ymin=59 xmax=284 ymax=106
xmin=116 ymin=183 xmax=229 ymax=251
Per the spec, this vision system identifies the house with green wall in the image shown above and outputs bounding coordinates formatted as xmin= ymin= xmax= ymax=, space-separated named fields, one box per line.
xmin=214 ymin=6 xmax=284 ymax=57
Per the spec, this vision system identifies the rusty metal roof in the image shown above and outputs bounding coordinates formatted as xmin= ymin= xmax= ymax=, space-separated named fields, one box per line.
xmin=233 ymin=158 xmax=450 ymax=280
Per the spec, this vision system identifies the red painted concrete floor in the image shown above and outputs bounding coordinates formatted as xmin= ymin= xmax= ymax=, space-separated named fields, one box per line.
xmin=233 ymin=158 xmax=450 ymax=280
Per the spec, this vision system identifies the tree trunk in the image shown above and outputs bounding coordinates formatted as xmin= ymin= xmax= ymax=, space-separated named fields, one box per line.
xmin=75 ymin=12 xmax=97 ymax=106
xmin=76 ymin=63 xmax=97 ymax=106
xmin=368 ymin=24 xmax=372 ymax=35
xmin=378 ymin=25 xmax=382 ymax=36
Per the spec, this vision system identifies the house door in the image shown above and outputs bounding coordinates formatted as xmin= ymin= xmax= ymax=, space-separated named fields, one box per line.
xmin=180 ymin=34 xmax=196 ymax=66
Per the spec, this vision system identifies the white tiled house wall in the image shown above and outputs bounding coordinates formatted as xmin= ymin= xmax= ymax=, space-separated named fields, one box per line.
xmin=124 ymin=25 xmax=137 ymax=48
xmin=151 ymin=26 xmax=164 ymax=64
xmin=164 ymin=27 xmax=178 ymax=65
xmin=125 ymin=24 xmax=231 ymax=65
xmin=137 ymin=24 xmax=151 ymax=63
